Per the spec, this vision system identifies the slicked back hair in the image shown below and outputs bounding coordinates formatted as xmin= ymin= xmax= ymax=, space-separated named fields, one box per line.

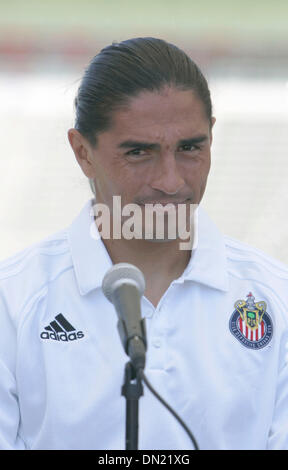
xmin=74 ymin=37 xmax=212 ymax=147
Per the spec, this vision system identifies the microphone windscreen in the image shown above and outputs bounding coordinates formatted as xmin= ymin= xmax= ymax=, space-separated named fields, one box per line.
xmin=102 ymin=263 xmax=146 ymax=302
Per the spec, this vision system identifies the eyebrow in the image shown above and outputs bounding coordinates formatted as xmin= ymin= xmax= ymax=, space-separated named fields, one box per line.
xmin=118 ymin=135 xmax=208 ymax=151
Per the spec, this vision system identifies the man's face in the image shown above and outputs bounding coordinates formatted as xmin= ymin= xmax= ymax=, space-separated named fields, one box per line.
xmin=73 ymin=86 xmax=215 ymax=241
xmin=90 ymin=86 xmax=213 ymax=203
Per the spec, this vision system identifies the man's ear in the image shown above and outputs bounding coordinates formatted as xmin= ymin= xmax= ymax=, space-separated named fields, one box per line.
xmin=67 ymin=128 xmax=95 ymax=178
xmin=209 ymin=116 xmax=216 ymax=145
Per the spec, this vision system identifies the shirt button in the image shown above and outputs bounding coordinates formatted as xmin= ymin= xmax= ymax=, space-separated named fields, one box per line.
xmin=152 ymin=338 xmax=161 ymax=348
xmin=145 ymin=308 xmax=154 ymax=318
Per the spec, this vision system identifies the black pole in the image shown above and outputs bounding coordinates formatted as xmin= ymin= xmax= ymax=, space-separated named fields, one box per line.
xmin=121 ymin=361 xmax=144 ymax=450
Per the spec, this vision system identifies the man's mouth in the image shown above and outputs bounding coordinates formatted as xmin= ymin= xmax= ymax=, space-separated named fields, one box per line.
xmin=137 ymin=198 xmax=192 ymax=206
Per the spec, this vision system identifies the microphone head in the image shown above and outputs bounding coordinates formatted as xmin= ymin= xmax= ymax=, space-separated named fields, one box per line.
xmin=102 ymin=263 xmax=146 ymax=302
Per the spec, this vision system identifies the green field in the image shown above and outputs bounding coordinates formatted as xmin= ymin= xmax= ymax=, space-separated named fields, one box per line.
xmin=1 ymin=0 xmax=288 ymax=43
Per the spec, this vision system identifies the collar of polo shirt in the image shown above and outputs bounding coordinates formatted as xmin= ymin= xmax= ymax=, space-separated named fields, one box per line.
xmin=67 ymin=199 xmax=229 ymax=296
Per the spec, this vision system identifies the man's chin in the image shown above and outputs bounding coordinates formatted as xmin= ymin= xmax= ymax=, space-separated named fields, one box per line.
xmin=142 ymin=236 xmax=190 ymax=244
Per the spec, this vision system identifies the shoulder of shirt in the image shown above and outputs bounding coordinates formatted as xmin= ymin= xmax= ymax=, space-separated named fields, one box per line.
xmin=0 ymin=229 xmax=71 ymax=277
xmin=224 ymin=234 xmax=288 ymax=319
xmin=0 ymin=229 xmax=73 ymax=324
xmin=224 ymin=235 xmax=288 ymax=278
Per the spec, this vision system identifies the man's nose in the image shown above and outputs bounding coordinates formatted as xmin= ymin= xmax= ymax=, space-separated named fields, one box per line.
xmin=149 ymin=153 xmax=185 ymax=195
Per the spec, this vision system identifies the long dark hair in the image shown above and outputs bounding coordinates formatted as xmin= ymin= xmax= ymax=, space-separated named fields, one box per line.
xmin=74 ymin=37 xmax=212 ymax=147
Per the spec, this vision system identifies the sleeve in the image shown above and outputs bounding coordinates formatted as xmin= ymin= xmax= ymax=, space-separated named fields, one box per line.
xmin=0 ymin=291 xmax=26 ymax=450
xmin=267 ymin=337 xmax=288 ymax=449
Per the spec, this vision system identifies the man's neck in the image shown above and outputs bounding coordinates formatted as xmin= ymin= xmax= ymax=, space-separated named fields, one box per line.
xmin=101 ymin=237 xmax=192 ymax=307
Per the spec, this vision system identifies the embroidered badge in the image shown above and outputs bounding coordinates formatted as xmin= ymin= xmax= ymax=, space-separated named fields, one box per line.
xmin=229 ymin=292 xmax=273 ymax=349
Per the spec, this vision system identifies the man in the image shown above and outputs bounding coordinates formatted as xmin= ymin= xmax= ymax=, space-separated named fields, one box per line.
xmin=1 ymin=37 xmax=288 ymax=450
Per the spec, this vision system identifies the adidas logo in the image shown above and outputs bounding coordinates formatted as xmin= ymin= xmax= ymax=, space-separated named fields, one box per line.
xmin=40 ymin=314 xmax=84 ymax=342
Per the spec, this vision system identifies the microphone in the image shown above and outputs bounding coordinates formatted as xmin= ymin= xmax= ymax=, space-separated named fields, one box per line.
xmin=102 ymin=263 xmax=147 ymax=371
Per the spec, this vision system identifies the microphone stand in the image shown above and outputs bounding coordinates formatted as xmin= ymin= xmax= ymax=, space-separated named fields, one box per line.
xmin=121 ymin=361 xmax=144 ymax=450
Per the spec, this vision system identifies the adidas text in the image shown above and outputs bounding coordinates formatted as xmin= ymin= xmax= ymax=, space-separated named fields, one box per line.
xmin=40 ymin=331 xmax=85 ymax=341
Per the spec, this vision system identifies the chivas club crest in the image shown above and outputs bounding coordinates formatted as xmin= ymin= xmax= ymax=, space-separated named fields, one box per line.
xmin=229 ymin=292 xmax=273 ymax=349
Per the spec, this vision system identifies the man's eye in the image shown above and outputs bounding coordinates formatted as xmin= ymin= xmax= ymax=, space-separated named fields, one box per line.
xmin=126 ymin=148 xmax=147 ymax=156
xmin=126 ymin=149 xmax=144 ymax=155
xmin=179 ymin=144 xmax=199 ymax=152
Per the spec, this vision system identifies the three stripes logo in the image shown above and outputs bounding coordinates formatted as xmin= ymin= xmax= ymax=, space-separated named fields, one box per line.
xmin=40 ymin=314 xmax=85 ymax=342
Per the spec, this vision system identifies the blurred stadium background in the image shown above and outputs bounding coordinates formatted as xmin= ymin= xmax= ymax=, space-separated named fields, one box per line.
xmin=0 ymin=0 xmax=288 ymax=263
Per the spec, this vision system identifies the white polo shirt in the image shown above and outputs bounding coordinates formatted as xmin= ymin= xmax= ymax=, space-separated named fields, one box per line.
xmin=1 ymin=199 xmax=288 ymax=450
